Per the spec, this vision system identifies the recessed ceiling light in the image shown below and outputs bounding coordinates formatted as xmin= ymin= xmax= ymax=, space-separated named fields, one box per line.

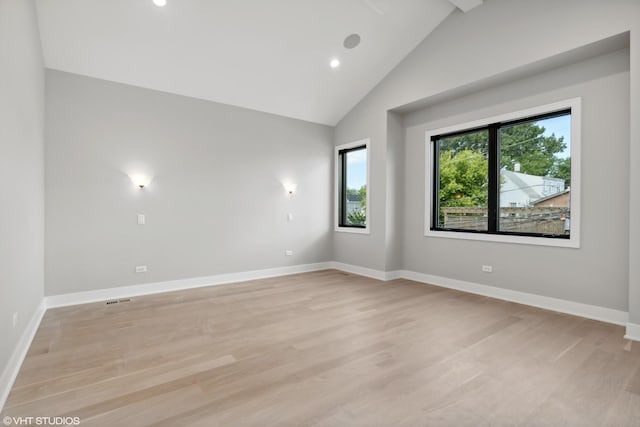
xmin=153 ymin=0 xmax=166 ymax=7
xmin=330 ymin=58 xmax=340 ymax=69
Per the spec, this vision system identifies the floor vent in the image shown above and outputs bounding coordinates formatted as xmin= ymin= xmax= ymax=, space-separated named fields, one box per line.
xmin=106 ymin=298 xmax=132 ymax=305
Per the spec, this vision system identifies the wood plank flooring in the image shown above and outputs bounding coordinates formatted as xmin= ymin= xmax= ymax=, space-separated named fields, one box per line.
xmin=2 ymin=270 xmax=639 ymax=426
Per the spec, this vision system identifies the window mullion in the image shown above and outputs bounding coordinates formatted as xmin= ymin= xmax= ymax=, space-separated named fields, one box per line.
xmin=487 ymin=124 xmax=499 ymax=233
xmin=432 ymin=138 xmax=439 ymax=230
xmin=340 ymin=152 xmax=347 ymax=225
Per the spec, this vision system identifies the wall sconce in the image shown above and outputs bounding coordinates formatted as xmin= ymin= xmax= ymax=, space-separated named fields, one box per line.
xmin=129 ymin=174 xmax=152 ymax=189
xmin=283 ymin=183 xmax=297 ymax=195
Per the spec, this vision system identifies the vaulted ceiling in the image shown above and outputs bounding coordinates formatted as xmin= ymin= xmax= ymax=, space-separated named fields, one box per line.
xmin=36 ymin=0 xmax=482 ymax=125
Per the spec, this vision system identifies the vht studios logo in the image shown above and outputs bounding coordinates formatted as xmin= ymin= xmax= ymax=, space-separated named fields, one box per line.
xmin=3 ymin=416 xmax=80 ymax=426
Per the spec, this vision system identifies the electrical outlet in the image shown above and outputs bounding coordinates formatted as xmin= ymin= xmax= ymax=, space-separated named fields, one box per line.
xmin=135 ymin=265 xmax=147 ymax=273
xmin=285 ymin=250 xmax=293 ymax=256
xmin=12 ymin=312 xmax=18 ymax=328
xmin=482 ymin=265 xmax=493 ymax=273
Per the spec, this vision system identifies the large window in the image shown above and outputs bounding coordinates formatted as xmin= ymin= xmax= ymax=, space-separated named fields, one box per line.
xmin=335 ymin=139 xmax=369 ymax=232
xmin=427 ymin=99 xmax=580 ymax=247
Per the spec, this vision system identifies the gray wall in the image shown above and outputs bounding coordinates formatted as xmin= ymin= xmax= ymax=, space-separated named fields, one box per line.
xmin=45 ymin=70 xmax=333 ymax=295
xmin=629 ymin=16 xmax=640 ymax=325
xmin=403 ymin=49 xmax=629 ymax=310
xmin=334 ymin=0 xmax=639 ymax=316
xmin=0 ymin=0 xmax=45 ymax=373
xmin=385 ymin=111 xmax=404 ymax=271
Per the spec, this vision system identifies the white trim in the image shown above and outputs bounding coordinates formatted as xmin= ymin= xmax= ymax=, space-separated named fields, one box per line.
xmin=624 ymin=323 xmax=640 ymax=342
xmin=396 ymin=269 xmax=627 ymax=326
xmin=422 ymin=230 xmax=579 ymax=248
xmin=327 ymin=262 xmax=627 ymax=326
xmin=334 ymin=138 xmax=370 ymax=234
xmin=329 ymin=262 xmax=388 ymax=281
xmin=0 ymin=300 xmax=46 ymax=412
xmin=334 ymin=227 xmax=370 ymax=235
xmin=384 ymin=270 xmax=403 ymax=280
xmin=424 ymin=98 xmax=582 ymax=249
xmin=46 ymin=262 xmax=332 ymax=308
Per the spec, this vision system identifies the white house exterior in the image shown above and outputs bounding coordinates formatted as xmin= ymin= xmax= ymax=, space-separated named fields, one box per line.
xmin=500 ymin=169 xmax=565 ymax=207
xmin=346 ymin=193 xmax=363 ymax=215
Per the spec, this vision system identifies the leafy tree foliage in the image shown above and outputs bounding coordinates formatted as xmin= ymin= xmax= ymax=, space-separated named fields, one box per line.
xmin=347 ymin=185 xmax=367 ymax=225
xmin=438 ymin=149 xmax=488 ymax=208
xmin=550 ymin=157 xmax=571 ymax=186
xmin=500 ymin=123 xmax=566 ymax=177
xmin=437 ymin=122 xmax=570 ymax=217
xmin=439 ymin=123 xmax=568 ymax=179
xmin=347 ymin=209 xmax=366 ymax=225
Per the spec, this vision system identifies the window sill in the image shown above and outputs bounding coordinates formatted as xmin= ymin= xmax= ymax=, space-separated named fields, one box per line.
xmin=424 ymin=229 xmax=579 ymax=248
xmin=335 ymin=226 xmax=370 ymax=235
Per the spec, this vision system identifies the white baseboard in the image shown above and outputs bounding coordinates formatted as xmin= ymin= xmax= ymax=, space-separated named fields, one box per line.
xmin=44 ymin=260 xmax=631 ymax=328
xmin=46 ymin=262 xmax=332 ymax=308
xmin=326 ymin=262 xmax=629 ymax=326
xmin=328 ymin=262 xmax=389 ymax=281
xmin=383 ymin=269 xmax=403 ymax=280
xmin=0 ymin=300 xmax=46 ymax=412
xmin=625 ymin=323 xmax=640 ymax=342
xmin=395 ymin=269 xmax=629 ymax=326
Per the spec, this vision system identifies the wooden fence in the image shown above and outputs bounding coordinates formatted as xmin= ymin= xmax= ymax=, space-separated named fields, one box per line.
xmin=442 ymin=206 xmax=570 ymax=235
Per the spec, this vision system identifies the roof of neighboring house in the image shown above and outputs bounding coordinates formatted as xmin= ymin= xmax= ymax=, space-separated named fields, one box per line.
xmin=346 ymin=194 xmax=362 ymax=202
xmin=502 ymin=170 xmax=543 ymax=200
xmin=532 ymin=189 xmax=570 ymax=205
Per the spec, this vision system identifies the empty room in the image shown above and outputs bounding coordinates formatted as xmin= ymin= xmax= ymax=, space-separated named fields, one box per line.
xmin=1 ymin=0 xmax=639 ymax=425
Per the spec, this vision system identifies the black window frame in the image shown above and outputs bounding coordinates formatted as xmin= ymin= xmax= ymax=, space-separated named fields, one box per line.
xmin=338 ymin=144 xmax=367 ymax=229
xmin=431 ymin=108 xmax=571 ymax=240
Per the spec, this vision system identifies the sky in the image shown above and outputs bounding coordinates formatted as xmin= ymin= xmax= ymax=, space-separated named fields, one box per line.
xmin=346 ymin=148 xmax=367 ymax=190
xmin=540 ymin=115 xmax=571 ymax=159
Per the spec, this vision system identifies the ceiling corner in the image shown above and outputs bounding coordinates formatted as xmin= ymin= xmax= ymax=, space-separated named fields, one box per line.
xmin=447 ymin=0 xmax=483 ymax=13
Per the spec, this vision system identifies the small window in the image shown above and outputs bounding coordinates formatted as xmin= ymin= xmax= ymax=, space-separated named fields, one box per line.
xmin=427 ymin=98 xmax=580 ymax=248
xmin=335 ymin=139 xmax=369 ymax=233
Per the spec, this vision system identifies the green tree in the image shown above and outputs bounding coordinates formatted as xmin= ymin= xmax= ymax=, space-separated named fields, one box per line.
xmin=500 ymin=123 xmax=566 ymax=176
xmin=438 ymin=149 xmax=488 ymax=208
xmin=551 ymin=157 xmax=571 ymax=186
xmin=439 ymin=123 xmax=568 ymax=180
xmin=347 ymin=185 xmax=367 ymax=225
xmin=358 ymin=185 xmax=366 ymax=209
xmin=347 ymin=209 xmax=366 ymax=225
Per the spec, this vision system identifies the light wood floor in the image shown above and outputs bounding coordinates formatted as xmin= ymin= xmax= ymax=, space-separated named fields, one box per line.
xmin=2 ymin=270 xmax=640 ymax=426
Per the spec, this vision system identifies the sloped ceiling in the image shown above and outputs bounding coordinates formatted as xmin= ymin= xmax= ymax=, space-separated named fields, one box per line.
xmin=36 ymin=0 xmax=481 ymax=125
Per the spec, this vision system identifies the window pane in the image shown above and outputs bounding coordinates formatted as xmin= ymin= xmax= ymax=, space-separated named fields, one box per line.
xmin=436 ymin=130 xmax=489 ymax=231
xmin=498 ymin=113 xmax=571 ymax=235
xmin=344 ymin=147 xmax=367 ymax=226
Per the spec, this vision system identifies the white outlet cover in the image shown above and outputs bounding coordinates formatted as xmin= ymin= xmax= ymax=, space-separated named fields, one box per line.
xmin=135 ymin=265 xmax=147 ymax=273
xmin=285 ymin=250 xmax=293 ymax=256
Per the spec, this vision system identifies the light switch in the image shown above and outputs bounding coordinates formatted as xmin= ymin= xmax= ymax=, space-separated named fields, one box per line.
xmin=137 ymin=214 xmax=145 ymax=225
xmin=287 ymin=213 xmax=293 ymax=222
